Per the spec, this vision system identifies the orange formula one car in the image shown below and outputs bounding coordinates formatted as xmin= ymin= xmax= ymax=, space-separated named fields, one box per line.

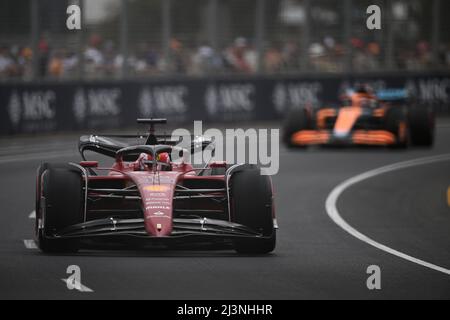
xmin=283 ymin=87 xmax=435 ymax=148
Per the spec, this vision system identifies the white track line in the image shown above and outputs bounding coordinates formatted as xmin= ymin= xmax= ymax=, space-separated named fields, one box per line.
xmin=24 ymin=241 xmax=94 ymax=292
xmin=0 ymin=141 xmax=70 ymax=149
xmin=326 ymin=153 xmax=450 ymax=276
xmin=61 ymin=278 xmax=94 ymax=293
xmin=23 ymin=239 xmax=38 ymax=249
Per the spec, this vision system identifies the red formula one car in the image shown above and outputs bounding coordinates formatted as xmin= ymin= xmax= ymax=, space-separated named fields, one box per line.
xmin=35 ymin=119 xmax=276 ymax=254
xmin=283 ymin=87 xmax=435 ymax=148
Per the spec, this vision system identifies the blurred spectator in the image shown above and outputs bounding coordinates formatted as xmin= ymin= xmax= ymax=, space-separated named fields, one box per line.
xmin=351 ymin=38 xmax=366 ymax=72
xmin=281 ymin=41 xmax=300 ymax=71
xmin=0 ymin=34 xmax=449 ymax=80
xmin=84 ymin=34 xmax=104 ymax=78
xmin=62 ymin=51 xmax=78 ymax=77
xmin=353 ymin=42 xmax=381 ymax=72
xmin=224 ymin=37 xmax=255 ymax=74
xmin=18 ymin=47 xmax=33 ymax=79
xmin=162 ymin=38 xmax=187 ymax=74
xmin=264 ymin=46 xmax=283 ymax=73
xmin=416 ymin=41 xmax=432 ymax=69
xmin=38 ymin=36 xmax=50 ymax=78
xmin=48 ymin=49 xmax=78 ymax=79
xmin=191 ymin=44 xmax=223 ymax=75
xmin=48 ymin=49 xmax=64 ymax=77
xmin=103 ymin=40 xmax=118 ymax=76
xmin=446 ymin=45 xmax=450 ymax=67
xmin=366 ymin=42 xmax=381 ymax=69
xmin=309 ymin=42 xmax=326 ymax=71
xmin=134 ymin=43 xmax=160 ymax=76
xmin=0 ymin=46 xmax=15 ymax=79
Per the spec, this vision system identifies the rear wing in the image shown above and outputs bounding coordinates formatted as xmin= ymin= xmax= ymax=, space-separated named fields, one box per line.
xmin=79 ymin=134 xmax=214 ymax=161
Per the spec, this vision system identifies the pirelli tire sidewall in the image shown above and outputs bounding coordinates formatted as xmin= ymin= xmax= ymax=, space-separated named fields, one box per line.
xmin=36 ymin=163 xmax=84 ymax=253
xmin=282 ymin=108 xmax=311 ymax=148
xmin=385 ymin=106 xmax=408 ymax=148
xmin=229 ymin=165 xmax=276 ymax=254
xmin=408 ymin=104 xmax=435 ymax=147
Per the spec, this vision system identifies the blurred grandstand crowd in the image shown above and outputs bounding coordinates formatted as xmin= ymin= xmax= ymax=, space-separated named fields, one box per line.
xmin=1 ymin=33 xmax=450 ymax=80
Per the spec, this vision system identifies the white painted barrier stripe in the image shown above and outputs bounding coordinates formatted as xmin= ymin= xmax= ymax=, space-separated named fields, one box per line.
xmin=0 ymin=150 xmax=76 ymax=165
xmin=326 ymin=153 xmax=450 ymax=276
xmin=29 ymin=211 xmax=36 ymax=219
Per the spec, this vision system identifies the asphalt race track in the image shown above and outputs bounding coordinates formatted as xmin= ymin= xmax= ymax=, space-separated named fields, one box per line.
xmin=0 ymin=121 xmax=449 ymax=299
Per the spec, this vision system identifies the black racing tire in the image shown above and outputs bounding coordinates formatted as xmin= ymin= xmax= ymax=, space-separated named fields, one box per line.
xmin=197 ymin=164 xmax=233 ymax=176
xmin=36 ymin=163 xmax=84 ymax=253
xmin=282 ymin=108 xmax=310 ymax=148
xmin=230 ymin=165 xmax=276 ymax=254
xmin=210 ymin=164 xmax=232 ymax=176
xmin=408 ymin=104 xmax=435 ymax=147
xmin=385 ymin=106 xmax=408 ymax=149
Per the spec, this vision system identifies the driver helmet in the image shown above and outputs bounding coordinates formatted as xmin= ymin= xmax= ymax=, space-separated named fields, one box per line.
xmin=352 ymin=84 xmax=376 ymax=107
xmin=354 ymin=83 xmax=373 ymax=95
xmin=134 ymin=152 xmax=170 ymax=171
xmin=157 ymin=152 xmax=170 ymax=164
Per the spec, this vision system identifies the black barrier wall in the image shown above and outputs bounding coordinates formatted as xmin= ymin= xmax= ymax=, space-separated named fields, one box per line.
xmin=0 ymin=72 xmax=449 ymax=135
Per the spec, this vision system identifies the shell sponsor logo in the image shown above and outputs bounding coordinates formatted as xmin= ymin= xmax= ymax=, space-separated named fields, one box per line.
xmin=144 ymin=185 xmax=170 ymax=192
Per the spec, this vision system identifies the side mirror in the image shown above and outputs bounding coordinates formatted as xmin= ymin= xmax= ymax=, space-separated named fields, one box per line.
xmin=80 ymin=161 xmax=99 ymax=168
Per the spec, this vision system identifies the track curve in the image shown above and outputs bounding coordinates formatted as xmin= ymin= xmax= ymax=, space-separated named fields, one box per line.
xmin=0 ymin=123 xmax=449 ymax=299
xmin=326 ymin=153 xmax=450 ymax=276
